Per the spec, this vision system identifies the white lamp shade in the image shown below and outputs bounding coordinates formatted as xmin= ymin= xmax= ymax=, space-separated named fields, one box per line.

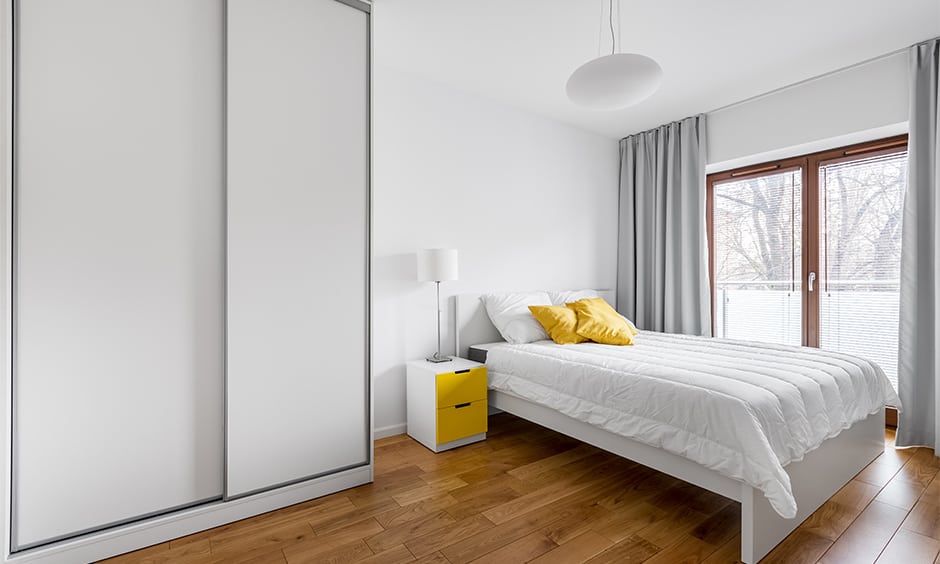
xmin=566 ymin=53 xmax=663 ymax=110
xmin=417 ymin=248 xmax=458 ymax=282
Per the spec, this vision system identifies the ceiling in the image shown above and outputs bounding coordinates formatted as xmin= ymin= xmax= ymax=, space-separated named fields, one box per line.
xmin=373 ymin=0 xmax=940 ymax=139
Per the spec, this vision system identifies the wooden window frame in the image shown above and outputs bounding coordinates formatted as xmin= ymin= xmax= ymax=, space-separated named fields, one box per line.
xmin=706 ymin=134 xmax=908 ymax=346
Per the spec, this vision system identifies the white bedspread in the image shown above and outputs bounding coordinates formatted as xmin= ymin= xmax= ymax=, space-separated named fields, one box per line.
xmin=484 ymin=332 xmax=901 ymax=518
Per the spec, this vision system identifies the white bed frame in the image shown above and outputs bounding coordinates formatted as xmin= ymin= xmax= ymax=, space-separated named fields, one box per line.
xmin=455 ymin=292 xmax=884 ymax=563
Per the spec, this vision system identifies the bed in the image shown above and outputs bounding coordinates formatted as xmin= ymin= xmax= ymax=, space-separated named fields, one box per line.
xmin=455 ymin=290 xmax=898 ymax=563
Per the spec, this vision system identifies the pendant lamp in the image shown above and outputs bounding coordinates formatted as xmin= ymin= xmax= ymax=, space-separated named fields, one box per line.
xmin=566 ymin=0 xmax=662 ymax=110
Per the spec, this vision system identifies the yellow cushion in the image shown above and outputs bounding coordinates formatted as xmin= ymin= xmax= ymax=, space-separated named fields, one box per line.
xmin=528 ymin=305 xmax=589 ymax=345
xmin=570 ymin=298 xmax=636 ymax=345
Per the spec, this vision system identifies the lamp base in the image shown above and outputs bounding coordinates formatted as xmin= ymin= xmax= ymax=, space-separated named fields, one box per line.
xmin=425 ymin=353 xmax=453 ymax=363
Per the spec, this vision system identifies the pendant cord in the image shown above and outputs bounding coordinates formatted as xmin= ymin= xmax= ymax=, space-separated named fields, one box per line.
xmin=609 ymin=0 xmax=615 ymax=54
xmin=617 ymin=0 xmax=622 ymax=54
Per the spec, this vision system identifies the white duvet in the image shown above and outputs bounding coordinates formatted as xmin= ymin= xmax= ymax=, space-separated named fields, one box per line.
xmin=484 ymin=332 xmax=901 ymax=518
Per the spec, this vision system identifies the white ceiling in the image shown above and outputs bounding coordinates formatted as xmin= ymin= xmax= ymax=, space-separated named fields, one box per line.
xmin=373 ymin=0 xmax=940 ymax=139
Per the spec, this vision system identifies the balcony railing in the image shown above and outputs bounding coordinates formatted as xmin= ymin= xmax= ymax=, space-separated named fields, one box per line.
xmin=714 ymin=280 xmax=899 ymax=390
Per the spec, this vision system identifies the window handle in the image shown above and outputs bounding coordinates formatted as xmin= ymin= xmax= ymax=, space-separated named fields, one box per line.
xmin=808 ymin=272 xmax=816 ymax=292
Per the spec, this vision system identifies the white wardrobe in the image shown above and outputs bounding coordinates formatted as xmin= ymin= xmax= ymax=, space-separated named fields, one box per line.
xmin=7 ymin=0 xmax=370 ymax=561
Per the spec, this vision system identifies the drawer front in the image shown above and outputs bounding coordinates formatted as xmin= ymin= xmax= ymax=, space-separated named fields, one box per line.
xmin=437 ymin=399 xmax=487 ymax=444
xmin=436 ymin=366 xmax=487 ymax=408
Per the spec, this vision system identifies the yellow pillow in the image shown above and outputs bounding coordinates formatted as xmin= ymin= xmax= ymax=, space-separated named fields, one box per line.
xmin=528 ymin=305 xmax=589 ymax=344
xmin=570 ymin=298 xmax=636 ymax=346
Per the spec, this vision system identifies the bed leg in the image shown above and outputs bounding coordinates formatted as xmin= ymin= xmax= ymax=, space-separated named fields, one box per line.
xmin=740 ymin=484 xmax=793 ymax=564
xmin=740 ymin=409 xmax=885 ymax=562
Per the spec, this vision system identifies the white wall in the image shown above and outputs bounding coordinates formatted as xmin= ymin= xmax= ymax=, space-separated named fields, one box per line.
xmin=371 ymin=65 xmax=619 ymax=435
xmin=707 ymin=51 xmax=909 ymax=171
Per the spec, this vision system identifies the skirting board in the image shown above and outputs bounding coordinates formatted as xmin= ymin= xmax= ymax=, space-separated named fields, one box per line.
xmin=4 ymin=466 xmax=372 ymax=564
xmin=489 ymin=390 xmax=884 ymax=563
xmin=374 ymin=423 xmax=407 ymax=440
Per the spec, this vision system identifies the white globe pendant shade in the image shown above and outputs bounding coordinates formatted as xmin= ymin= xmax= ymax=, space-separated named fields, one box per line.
xmin=566 ymin=53 xmax=663 ymax=110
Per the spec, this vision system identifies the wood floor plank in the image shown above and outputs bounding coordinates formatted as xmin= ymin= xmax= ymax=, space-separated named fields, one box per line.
xmin=583 ymin=534 xmax=661 ymax=564
xmin=411 ymin=553 xmax=448 ymax=564
xmin=466 ymin=531 xmax=557 ymax=564
xmin=365 ymin=510 xmax=457 ymax=554
xmin=643 ymin=535 xmax=719 ymax=564
xmin=528 ymin=531 xmax=614 ymax=564
xmin=290 ymin=539 xmax=374 ymax=564
xmin=923 ymin=474 xmax=940 ymax=503
xmin=310 ymin=498 xmax=402 ymax=535
xmin=591 ymin=500 xmax=670 ymax=544
xmin=635 ymin=504 xmax=712 ymax=549
xmin=507 ymin=443 xmax=599 ymax=481
xmin=282 ymin=518 xmax=383 ymax=563
xmin=650 ymin=481 xmax=732 ymax=516
xmin=901 ymin=499 xmax=940 ymax=541
xmin=759 ymin=529 xmax=832 ymax=564
xmin=391 ymin=477 xmax=468 ymax=506
xmin=691 ymin=502 xmax=741 ymax=546
xmin=799 ymin=499 xmax=866 ymax=542
xmin=894 ymin=454 xmax=940 ymax=489
xmin=445 ymin=482 xmax=521 ymax=521
xmin=819 ymin=500 xmax=908 ymax=564
xmin=206 ymin=547 xmax=288 ymax=564
xmin=876 ymin=475 xmax=929 ymax=510
xmin=481 ymin=458 xmax=631 ymax=524
xmin=403 ymin=515 xmax=495 ymax=558
xmin=209 ymin=521 xmax=313 ymax=556
xmin=800 ymin=479 xmax=882 ymax=541
xmin=520 ymin=451 xmax=617 ymax=489
xmin=353 ymin=545 xmax=416 ymax=564
xmin=876 ymin=528 xmax=940 ymax=563
xmin=700 ymin=533 xmax=742 ymax=564
xmin=439 ymin=498 xmax=583 ymax=563
xmin=126 ymin=538 xmax=211 ymax=564
xmin=856 ymin=456 xmax=905 ymax=487
xmin=597 ymin=467 xmax=682 ymax=512
xmin=539 ymin=498 xmax=611 ymax=546
xmin=375 ymin=493 xmax=458 ymax=529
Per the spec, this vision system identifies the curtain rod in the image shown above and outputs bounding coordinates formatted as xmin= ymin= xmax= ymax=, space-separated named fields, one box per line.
xmin=707 ymin=43 xmax=913 ymax=116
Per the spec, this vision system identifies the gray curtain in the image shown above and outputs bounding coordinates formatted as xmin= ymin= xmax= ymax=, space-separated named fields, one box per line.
xmin=617 ymin=115 xmax=711 ymax=335
xmin=897 ymin=39 xmax=940 ymax=450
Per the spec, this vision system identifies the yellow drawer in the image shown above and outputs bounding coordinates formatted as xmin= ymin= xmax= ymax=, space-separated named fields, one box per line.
xmin=436 ymin=366 xmax=487 ymax=408
xmin=436 ymin=399 xmax=487 ymax=444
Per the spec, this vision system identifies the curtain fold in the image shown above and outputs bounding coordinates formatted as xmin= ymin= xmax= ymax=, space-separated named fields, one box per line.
xmin=897 ymin=38 xmax=940 ymax=450
xmin=616 ymin=115 xmax=711 ymax=336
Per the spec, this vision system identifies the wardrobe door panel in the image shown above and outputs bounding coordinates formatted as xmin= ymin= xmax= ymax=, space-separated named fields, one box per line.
xmin=13 ymin=0 xmax=224 ymax=549
xmin=226 ymin=0 xmax=369 ymax=497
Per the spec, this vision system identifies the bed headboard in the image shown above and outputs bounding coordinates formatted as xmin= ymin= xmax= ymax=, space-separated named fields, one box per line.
xmin=454 ymin=289 xmax=616 ymax=358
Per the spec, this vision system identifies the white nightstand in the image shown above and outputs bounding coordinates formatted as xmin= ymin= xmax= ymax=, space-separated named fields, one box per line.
xmin=406 ymin=357 xmax=488 ymax=452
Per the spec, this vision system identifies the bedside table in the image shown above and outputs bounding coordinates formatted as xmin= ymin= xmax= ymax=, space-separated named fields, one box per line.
xmin=406 ymin=357 xmax=488 ymax=452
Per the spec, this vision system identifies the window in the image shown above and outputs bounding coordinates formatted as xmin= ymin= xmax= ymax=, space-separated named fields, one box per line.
xmin=707 ymin=136 xmax=907 ymax=390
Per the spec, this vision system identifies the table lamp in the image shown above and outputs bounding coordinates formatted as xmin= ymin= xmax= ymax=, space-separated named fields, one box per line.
xmin=417 ymin=248 xmax=458 ymax=363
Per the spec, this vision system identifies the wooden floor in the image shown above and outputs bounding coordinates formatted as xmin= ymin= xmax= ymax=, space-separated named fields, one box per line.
xmin=105 ymin=413 xmax=940 ymax=564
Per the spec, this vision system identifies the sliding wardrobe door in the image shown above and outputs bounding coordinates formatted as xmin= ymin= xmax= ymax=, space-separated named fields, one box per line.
xmin=226 ymin=0 xmax=369 ymax=497
xmin=13 ymin=0 xmax=224 ymax=549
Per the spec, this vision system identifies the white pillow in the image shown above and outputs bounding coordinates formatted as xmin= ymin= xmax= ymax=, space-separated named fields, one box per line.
xmin=481 ymin=291 xmax=553 ymax=344
xmin=548 ymin=289 xmax=599 ymax=305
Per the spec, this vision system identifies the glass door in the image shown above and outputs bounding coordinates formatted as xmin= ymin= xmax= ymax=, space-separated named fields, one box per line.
xmin=711 ymin=165 xmax=804 ymax=346
xmin=708 ymin=136 xmax=907 ymax=392
xmin=817 ymin=149 xmax=908 ymax=389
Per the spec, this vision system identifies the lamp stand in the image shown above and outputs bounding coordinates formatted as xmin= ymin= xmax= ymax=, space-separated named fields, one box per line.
xmin=426 ymin=280 xmax=452 ymax=363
